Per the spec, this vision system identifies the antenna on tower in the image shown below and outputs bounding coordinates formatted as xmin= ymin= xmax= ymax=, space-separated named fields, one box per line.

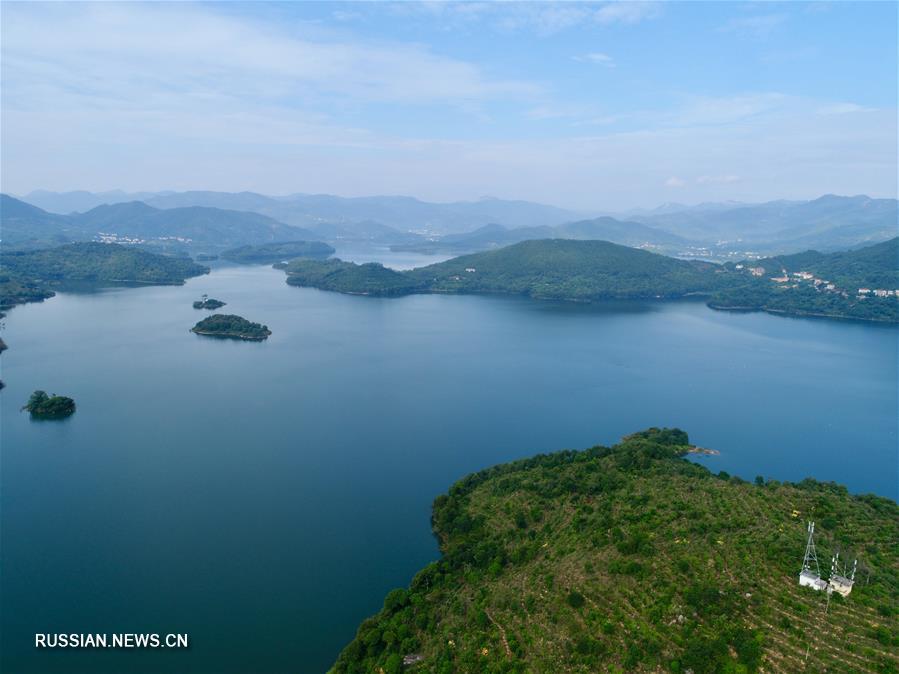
xmin=799 ymin=521 xmax=826 ymax=591
xmin=803 ymin=521 xmax=820 ymax=575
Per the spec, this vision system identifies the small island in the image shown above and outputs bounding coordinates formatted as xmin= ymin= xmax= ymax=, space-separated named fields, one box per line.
xmin=191 ymin=314 xmax=271 ymax=341
xmin=192 ymin=295 xmax=226 ymax=310
xmin=22 ymin=390 xmax=76 ymax=419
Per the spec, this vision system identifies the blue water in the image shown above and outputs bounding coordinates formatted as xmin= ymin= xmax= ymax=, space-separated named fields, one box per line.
xmin=1 ymin=259 xmax=896 ymax=673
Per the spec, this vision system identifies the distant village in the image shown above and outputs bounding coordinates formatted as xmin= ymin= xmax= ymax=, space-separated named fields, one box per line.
xmin=735 ymin=264 xmax=899 ymax=299
xmin=94 ymin=232 xmax=193 ymax=245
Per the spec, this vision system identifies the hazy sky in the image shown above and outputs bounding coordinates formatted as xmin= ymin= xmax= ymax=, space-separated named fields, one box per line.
xmin=1 ymin=1 xmax=896 ymax=210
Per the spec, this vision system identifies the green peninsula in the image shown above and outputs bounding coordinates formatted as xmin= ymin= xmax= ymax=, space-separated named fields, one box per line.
xmin=281 ymin=238 xmax=898 ymax=322
xmin=191 ymin=314 xmax=271 ymax=341
xmin=332 ymin=429 xmax=898 ymax=674
xmin=710 ymin=238 xmax=899 ymax=322
xmin=0 ymin=242 xmax=209 ymax=311
xmin=283 ymin=239 xmax=726 ymax=300
xmin=222 ymin=240 xmax=335 ymax=264
xmin=22 ymin=390 xmax=76 ymax=419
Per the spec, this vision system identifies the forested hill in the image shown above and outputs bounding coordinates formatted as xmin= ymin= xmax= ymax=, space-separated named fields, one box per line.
xmin=331 ymin=429 xmax=898 ymax=674
xmin=281 ymin=238 xmax=899 ymax=322
xmin=0 ymin=242 xmax=208 ymax=309
xmin=283 ymin=239 xmax=729 ymax=301
xmin=709 ymin=238 xmax=899 ymax=322
xmin=747 ymin=237 xmax=899 ymax=290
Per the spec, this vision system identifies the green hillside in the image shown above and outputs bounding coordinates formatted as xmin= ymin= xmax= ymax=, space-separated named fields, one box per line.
xmin=331 ymin=429 xmax=898 ymax=674
xmin=711 ymin=238 xmax=898 ymax=322
xmin=753 ymin=238 xmax=899 ymax=290
xmin=0 ymin=242 xmax=208 ymax=309
xmin=406 ymin=239 xmax=722 ymax=300
xmin=221 ymin=240 xmax=335 ymax=263
xmin=282 ymin=239 xmax=728 ymax=301
xmin=281 ymin=258 xmax=422 ymax=296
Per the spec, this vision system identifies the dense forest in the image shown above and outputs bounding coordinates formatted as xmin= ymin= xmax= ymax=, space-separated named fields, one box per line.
xmin=191 ymin=314 xmax=271 ymax=340
xmin=282 ymin=240 xmax=729 ymax=301
xmin=22 ymin=390 xmax=76 ymax=419
xmin=281 ymin=238 xmax=899 ymax=322
xmin=711 ymin=238 xmax=899 ymax=322
xmin=221 ymin=240 xmax=335 ymax=263
xmin=0 ymin=242 xmax=209 ymax=310
xmin=331 ymin=429 xmax=898 ymax=674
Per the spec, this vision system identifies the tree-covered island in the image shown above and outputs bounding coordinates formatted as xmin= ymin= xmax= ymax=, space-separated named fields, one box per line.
xmin=22 ymin=390 xmax=76 ymax=419
xmin=331 ymin=428 xmax=898 ymax=674
xmin=192 ymin=295 xmax=226 ymax=310
xmin=191 ymin=314 xmax=271 ymax=341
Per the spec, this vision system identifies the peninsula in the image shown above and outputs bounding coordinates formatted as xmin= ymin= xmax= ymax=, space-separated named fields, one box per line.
xmin=191 ymin=314 xmax=271 ymax=341
xmin=221 ymin=240 xmax=335 ymax=264
xmin=281 ymin=238 xmax=898 ymax=323
xmin=331 ymin=428 xmax=898 ymax=674
xmin=0 ymin=242 xmax=209 ymax=311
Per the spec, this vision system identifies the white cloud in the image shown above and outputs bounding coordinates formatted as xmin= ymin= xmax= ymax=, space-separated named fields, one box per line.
xmin=594 ymin=2 xmax=662 ymax=25
xmin=720 ymin=13 xmax=788 ymax=38
xmin=1 ymin=4 xmax=895 ymax=210
xmin=574 ymin=52 xmax=616 ymax=67
xmin=816 ymin=103 xmax=873 ymax=115
xmin=1 ymin=3 xmax=539 ymax=110
xmin=391 ymin=2 xmax=661 ymax=35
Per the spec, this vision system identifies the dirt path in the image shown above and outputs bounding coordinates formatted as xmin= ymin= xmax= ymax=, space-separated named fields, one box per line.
xmin=484 ymin=608 xmax=513 ymax=658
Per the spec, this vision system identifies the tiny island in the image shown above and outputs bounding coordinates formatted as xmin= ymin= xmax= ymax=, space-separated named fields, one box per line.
xmin=191 ymin=314 xmax=271 ymax=341
xmin=192 ymin=295 xmax=227 ymax=310
xmin=22 ymin=390 xmax=76 ymax=419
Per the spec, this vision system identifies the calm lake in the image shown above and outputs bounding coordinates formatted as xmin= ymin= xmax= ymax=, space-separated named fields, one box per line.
xmin=2 ymin=251 xmax=897 ymax=673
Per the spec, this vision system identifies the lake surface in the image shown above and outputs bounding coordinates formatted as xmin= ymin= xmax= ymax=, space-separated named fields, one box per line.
xmin=2 ymin=258 xmax=896 ymax=673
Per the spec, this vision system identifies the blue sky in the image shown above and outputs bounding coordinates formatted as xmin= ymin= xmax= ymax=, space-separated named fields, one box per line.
xmin=1 ymin=1 xmax=896 ymax=210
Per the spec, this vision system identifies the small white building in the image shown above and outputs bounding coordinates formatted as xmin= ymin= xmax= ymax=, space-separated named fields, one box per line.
xmin=799 ymin=570 xmax=827 ymax=591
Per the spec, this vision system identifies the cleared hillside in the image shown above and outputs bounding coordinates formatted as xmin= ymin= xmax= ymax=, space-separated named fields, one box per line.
xmin=331 ymin=429 xmax=898 ymax=674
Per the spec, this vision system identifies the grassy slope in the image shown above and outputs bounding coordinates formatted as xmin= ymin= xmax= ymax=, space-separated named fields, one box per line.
xmin=331 ymin=430 xmax=898 ymax=674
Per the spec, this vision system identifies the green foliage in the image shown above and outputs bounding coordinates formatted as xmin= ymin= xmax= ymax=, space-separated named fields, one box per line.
xmin=191 ymin=314 xmax=271 ymax=340
xmin=330 ymin=429 xmax=899 ymax=673
xmin=221 ymin=240 xmax=334 ymax=263
xmin=284 ymin=238 xmax=898 ymax=322
xmin=193 ymin=298 xmax=226 ymax=310
xmin=0 ymin=242 xmax=208 ymax=310
xmin=281 ymin=258 xmax=423 ymax=296
xmin=711 ymin=238 xmax=899 ymax=322
xmin=22 ymin=390 xmax=75 ymax=418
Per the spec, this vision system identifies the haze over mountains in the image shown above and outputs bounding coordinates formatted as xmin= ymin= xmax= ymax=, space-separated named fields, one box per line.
xmin=4 ymin=190 xmax=897 ymax=259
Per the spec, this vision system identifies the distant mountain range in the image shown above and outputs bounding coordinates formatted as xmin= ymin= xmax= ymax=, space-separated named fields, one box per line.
xmin=21 ymin=190 xmax=584 ymax=236
xmin=0 ymin=195 xmax=319 ymax=253
xmin=392 ymin=217 xmax=690 ymax=255
xmin=8 ymin=190 xmax=897 ymax=258
xmin=628 ymin=195 xmax=897 ymax=251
